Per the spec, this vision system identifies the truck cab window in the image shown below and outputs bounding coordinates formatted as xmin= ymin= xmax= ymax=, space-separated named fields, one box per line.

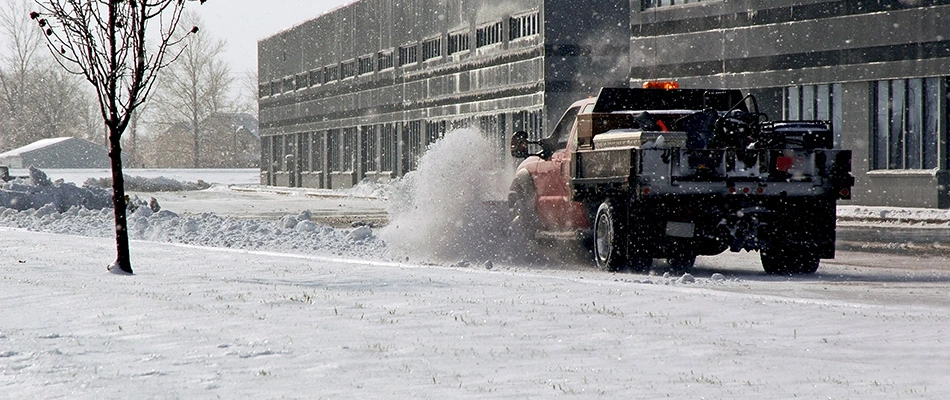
xmin=549 ymin=106 xmax=580 ymax=150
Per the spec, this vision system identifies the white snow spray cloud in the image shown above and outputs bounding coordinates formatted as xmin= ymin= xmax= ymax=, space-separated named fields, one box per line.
xmin=380 ymin=128 xmax=513 ymax=264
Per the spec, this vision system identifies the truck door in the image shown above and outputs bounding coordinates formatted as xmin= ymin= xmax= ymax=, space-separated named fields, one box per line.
xmin=534 ymin=106 xmax=589 ymax=230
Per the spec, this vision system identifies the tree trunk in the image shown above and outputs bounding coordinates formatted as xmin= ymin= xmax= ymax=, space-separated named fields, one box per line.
xmin=108 ymin=124 xmax=133 ymax=274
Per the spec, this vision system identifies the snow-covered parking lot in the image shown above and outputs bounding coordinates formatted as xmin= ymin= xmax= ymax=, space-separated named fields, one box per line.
xmin=3 ymin=228 xmax=948 ymax=399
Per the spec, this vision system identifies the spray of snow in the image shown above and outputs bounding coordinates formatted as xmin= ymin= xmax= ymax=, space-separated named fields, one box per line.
xmin=380 ymin=128 xmax=513 ymax=264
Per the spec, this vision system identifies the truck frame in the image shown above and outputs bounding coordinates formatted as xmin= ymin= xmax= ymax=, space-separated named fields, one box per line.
xmin=508 ymin=87 xmax=854 ymax=275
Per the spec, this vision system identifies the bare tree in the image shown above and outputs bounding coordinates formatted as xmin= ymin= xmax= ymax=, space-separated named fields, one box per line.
xmin=150 ymin=12 xmax=231 ymax=168
xmin=31 ymin=0 xmax=207 ymax=275
xmin=0 ymin=1 xmax=41 ymax=148
xmin=1 ymin=0 xmax=93 ymax=150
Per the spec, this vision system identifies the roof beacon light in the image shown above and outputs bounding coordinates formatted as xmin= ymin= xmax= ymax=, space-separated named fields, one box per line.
xmin=642 ymin=81 xmax=680 ymax=90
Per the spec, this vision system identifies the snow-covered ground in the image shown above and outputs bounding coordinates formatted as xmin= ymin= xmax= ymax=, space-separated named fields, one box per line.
xmin=2 ymin=130 xmax=950 ymax=398
xmin=3 ymin=229 xmax=948 ymax=399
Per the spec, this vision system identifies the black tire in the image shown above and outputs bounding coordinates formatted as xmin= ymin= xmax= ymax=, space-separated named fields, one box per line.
xmin=667 ymin=255 xmax=696 ymax=274
xmin=593 ymin=199 xmax=628 ymax=272
xmin=629 ymin=256 xmax=653 ymax=273
xmin=760 ymin=247 xmax=820 ymax=275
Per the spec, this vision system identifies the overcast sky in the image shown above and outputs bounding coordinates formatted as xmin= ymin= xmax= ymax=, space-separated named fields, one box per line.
xmin=198 ymin=0 xmax=353 ymax=76
xmin=0 ymin=0 xmax=351 ymax=78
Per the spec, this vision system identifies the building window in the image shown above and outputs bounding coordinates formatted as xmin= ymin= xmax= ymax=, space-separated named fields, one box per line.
xmin=448 ymin=31 xmax=470 ymax=55
xmin=342 ymin=127 xmax=358 ymax=172
xmin=324 ymin=64 xmax=340 ymax=83
xmin=327 ymin=129 xmax=340 ymax=172
xmin=300 ymin=132 xmax=312 ymax=172
xmin=360 ymin=126 xmax=378 ymax=173
xmin=295 ymin=73 xmax=308 ymax=90
xmin=282 ymin=76 xmax=295 ymax=93
xmin=259 ymin=83 xmax=270 ymax=98
xmin=380 ymin=124 xmax=396 ymax=172
xmin=642 ymin=0 xmax=714 ymax=9
xmin=309 ymin=69 xmax=322 ymax=87
xmin=422 ymin=37 xmax=442 ymax=61
xmin=341 ymin=59 xmax=357 ymax=79
xmin=871 ymin=77 xmax=943 ymax=170
xmin=510 ymin=12 xmax=539 ymax=41
xmin=399 ymin=44 xmax=418 ymax=67
xmin=378 ymin=50 xmax=394 ymax=71
xmin=785 ymin=84 xmax=842 ymax=147
xmin=476 ymin=22 xmax=503 ymax=48
xmin=270 ymin=80 xmax=281 ymax=96
xmin=358 ymin=55 xmax=374 ymax=75
xmin=402 ymin=120 xmax=423 ymax=172
xmin=311 ymin=132 xmax=324 ymax=173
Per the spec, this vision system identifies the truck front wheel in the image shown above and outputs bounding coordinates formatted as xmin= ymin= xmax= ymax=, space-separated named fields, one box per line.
xmin=594 ymin=199 xmax=629 ymax=272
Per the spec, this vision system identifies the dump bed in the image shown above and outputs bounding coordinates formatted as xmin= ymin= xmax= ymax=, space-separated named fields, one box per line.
xmin=567 ymin=88 xmax=853 ymax=201
xmin=570 ymin=146 xmax=853 ymax=200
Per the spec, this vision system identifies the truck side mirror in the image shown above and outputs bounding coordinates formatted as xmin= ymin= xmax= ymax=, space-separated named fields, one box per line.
xmin=510 ymin=131 xmax=530 ymax=158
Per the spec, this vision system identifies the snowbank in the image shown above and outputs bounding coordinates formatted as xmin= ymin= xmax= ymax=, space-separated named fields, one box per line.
xmin=0 ymin=167 xmax=386 ymax=260
xmin=84 ymin=174 xmax=212 ymax=192
xmin=0 ymin=167 xmax=111 ymax=212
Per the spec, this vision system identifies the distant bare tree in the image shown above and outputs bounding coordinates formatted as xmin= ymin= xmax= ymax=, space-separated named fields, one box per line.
xmin=234 ymin=69 xmax=259 ymax=116
xmin=150 ymin=12 xmax=231 ymax=168
xmin=31 ymin=0 xmax=208 ymax=275
xmin=0 ymin=0 xmax=92 ymax=151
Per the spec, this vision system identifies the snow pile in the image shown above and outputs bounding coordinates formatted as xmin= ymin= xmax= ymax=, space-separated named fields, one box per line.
xmin=0 ymin=168 xmax=386 ymax=260
xmin=0 ymin=167 xmax=111 ymax=212
xmin=0 ymin=203 xmax=386 ymax=259
xmin=85 ymin=174 xmax=212 ymax=192
xmin=838 ymin=205 xmax=950 ymax=225
xmin=380 ymin=128 xmax=513 ymax=263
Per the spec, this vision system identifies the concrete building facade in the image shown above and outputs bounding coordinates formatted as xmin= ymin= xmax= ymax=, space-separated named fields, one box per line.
xmin=258 ymin=0 xmax=629 ymax=189
xmin=260 ymin=0 xmax=950 ymax=208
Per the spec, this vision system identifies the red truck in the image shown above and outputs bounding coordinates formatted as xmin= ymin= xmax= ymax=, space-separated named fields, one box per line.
xmin=508 ymin=86 xmax=854 ymax=274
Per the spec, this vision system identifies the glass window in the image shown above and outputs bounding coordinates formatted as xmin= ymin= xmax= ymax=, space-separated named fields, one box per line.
xmin=398 ymin=45 xmax=418 ymax=66
xmin=476 ymin=22 xmax=503 ymax=48
xmin=871 ymin=77 xmax=945 ymax=170
xmin=448 ymin=31 xmax=470 ymax=55
xmin=378 ymin=50 xmax=394 ymax=71
xmin=422 ymin=37 xmax=441 ymax=60
xmin=642 ymin=0 xmax=714 ymax=9
xmin=785 ymin=83 xmax=842 ymax=146
xmin=550 ymin=106 xmax=580 ymax=150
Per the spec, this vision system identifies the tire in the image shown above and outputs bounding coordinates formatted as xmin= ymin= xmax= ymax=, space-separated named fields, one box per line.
xmin=760 ymin=247 xmax=820 ymax=275
xmin=593 ymin=199 xmax=628 ymax=272
xmin=629 ymin=256 xmax=653 ymax=273
xmin=667 ymin=255 xmax=696 ymax=274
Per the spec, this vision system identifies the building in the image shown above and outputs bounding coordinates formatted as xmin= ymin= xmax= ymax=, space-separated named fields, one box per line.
xmin=0 ymin=137 xmax=111 ymax=169
xmin=258 ymin=0 xmax=629 ymax=189
xmin=144 ymin=113 xmax=260 ymax=169
xmin=260 ymin=0 xmax=950 ymax=208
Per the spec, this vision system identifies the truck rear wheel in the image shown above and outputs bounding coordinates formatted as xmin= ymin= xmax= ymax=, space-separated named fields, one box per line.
xmin=593 ymin=199 xmax=628 ymax=272
xmin=760 ymin=247 xmax=820 ymax=275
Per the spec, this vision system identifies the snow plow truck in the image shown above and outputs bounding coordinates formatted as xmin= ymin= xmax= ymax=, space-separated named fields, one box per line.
xmin=508 ymin=84 xmax=854 ymax=275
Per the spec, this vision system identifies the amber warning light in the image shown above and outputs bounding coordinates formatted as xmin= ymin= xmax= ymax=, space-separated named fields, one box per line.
xmin=642 ymin=81 xmax=680 ymax=89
